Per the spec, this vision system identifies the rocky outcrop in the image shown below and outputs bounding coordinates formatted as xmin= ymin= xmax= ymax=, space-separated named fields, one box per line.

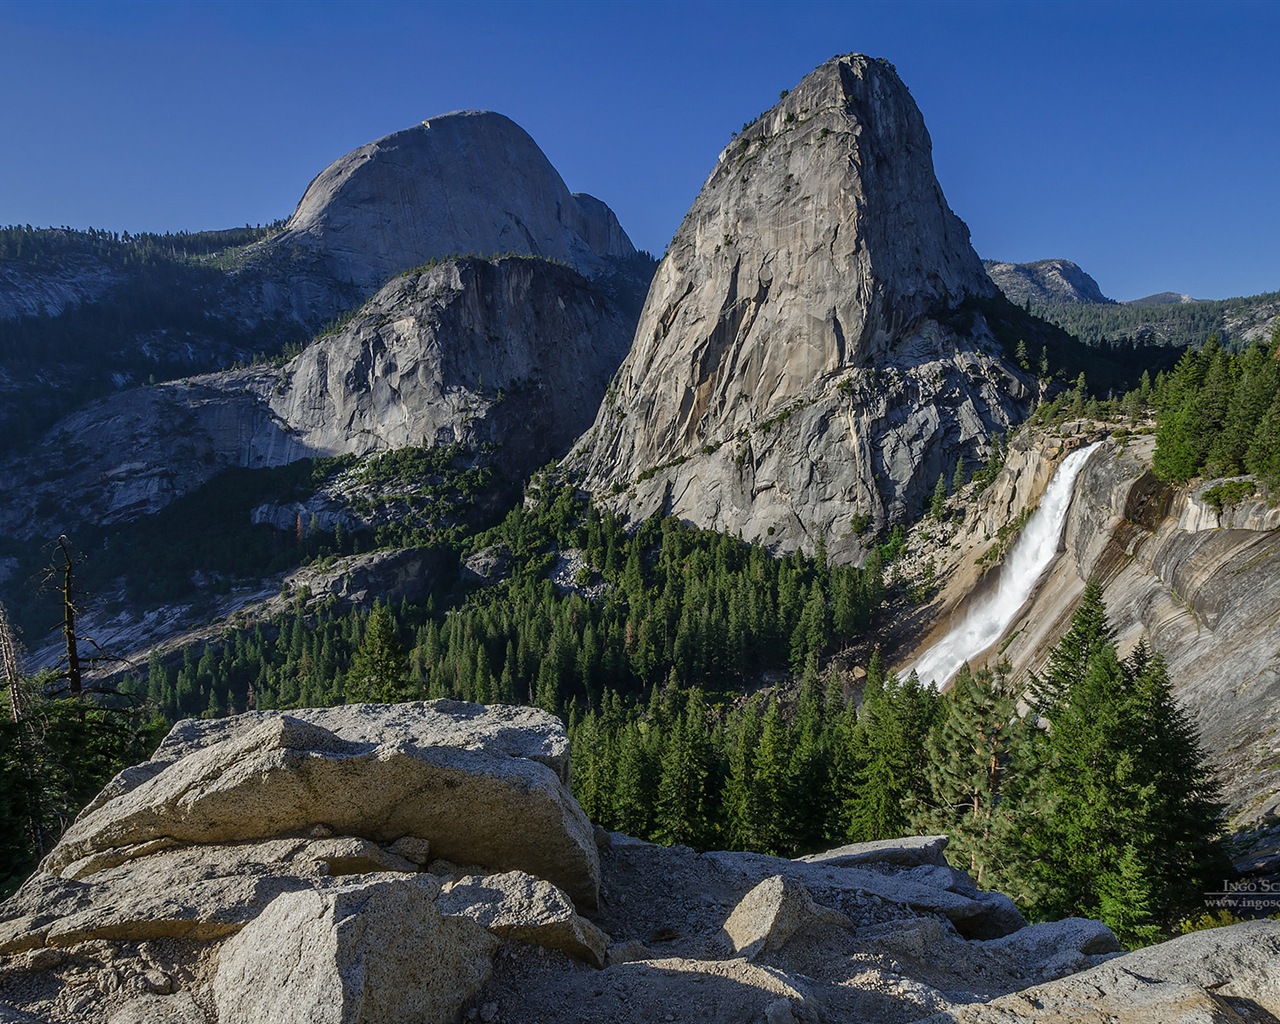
xmin=0 ymin=255 xmax=636 ymax=541
xmin=272 ymin=110 xmax=634 ymax=291
xmin=924 ymin=919 xmax=1280 ymax=1023
xmin=983 ymin=259 xmax=1113 ymax=305
xmin=254 ymin=257 xmax=635 ymax=477
xmin=4 ymin=700 xmax=1278 ymax=1024
xmin=568 ymin=55 xmax=1030 ymax=561
xmin=43 ymin=706 xmax=597 ymax=908
xmin=895 ymin=426 xmax=1280 ymax=865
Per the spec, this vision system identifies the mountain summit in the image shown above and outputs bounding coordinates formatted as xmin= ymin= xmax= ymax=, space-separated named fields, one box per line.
xmin=274 ymin=110 xmax=635 ymax=289
xmin=983 ymin=259 xmax=1114 ymax=305
xmin=567 ymin=55 xmax=1028 ymax=560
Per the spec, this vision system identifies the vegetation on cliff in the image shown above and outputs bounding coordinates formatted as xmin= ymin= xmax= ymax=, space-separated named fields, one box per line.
xmin=1150 ymin=333 xmax=1280 ymax=491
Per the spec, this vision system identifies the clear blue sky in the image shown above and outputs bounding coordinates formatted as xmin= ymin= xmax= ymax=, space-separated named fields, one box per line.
xmin=1 ymin=0 xmax=1276 ymax=301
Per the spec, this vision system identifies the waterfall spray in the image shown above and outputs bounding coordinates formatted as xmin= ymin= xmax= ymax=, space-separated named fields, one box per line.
xmin=909 ymin=441 xmax=1101 ymax=688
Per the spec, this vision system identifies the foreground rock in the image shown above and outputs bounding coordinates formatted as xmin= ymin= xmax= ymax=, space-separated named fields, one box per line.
xmin=213 ymin=877 xmax=496 ymax=1024
xmin=1 ymin=701 xmax=1274 ymax=1024
xmin=568 ymin=53 xmax=1030 ymax=561
xmin=923 ymin=919 xmax=1280 ymax=1023
xmin=41 ymin=703 xmax=598 ymax=910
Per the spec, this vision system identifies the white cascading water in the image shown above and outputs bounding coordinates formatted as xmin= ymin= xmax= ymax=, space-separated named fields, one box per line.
xmin=909 ymin=441 xmax=1101 ymax=688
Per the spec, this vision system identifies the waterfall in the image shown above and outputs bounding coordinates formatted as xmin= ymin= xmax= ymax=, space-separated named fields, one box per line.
xmin=909 ymin=441 xmax=1101 ymax=688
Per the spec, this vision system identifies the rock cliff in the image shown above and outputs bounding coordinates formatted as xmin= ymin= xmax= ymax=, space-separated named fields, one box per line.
xmin=895 ymin=426 xmax=1280 ymax=868
xmin=567 ymin=55 xmax=1031 ymax=561
xmin=2 ymin=701 xmax=1277 ymax=1024
xmin=0 ymin=255 xmax=636 ymax=540
xmin=272 ymin=110 xmax=635 ymax=291
xmin=982 ymin=258 xmax=1113 ymax=305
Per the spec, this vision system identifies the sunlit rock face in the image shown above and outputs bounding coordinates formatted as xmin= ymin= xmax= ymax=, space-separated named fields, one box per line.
xmin=274 ymin=110 xmax=635 ymax=291
xmin=567 ymin=55 xmax=1030 ymax=562
xmin=983 ymin=259 xmax=1113 ymax=306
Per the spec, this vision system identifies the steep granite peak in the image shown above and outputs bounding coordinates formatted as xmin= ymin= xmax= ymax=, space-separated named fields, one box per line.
xmin=276 ymin=110 xmax=634 ymax=289
xmin=569 ymin=54 xmax=1026 ymax=560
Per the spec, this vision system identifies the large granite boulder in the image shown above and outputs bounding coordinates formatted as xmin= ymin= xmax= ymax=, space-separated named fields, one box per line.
xmin=213 ymin=876 xmax=496 ymax=1024
xmin=43 ymin=703 xmax=599 ymax=910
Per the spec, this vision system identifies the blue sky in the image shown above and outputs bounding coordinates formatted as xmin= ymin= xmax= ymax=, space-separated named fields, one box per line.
xmin=1 ymin=0 xmax=1276 ymax=300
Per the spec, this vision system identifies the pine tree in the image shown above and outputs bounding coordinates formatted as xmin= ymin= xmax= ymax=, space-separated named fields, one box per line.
xmin=347 ymin=603 xmax=409 ymax=703
xmin=653 ymin=689 xmax=713 ymax=847
xmin=751 ymin=700 xmax=794 ymax=855
xmin=930 ymin=472 xmax=948 ymax=520
xmin=913 ymin=663 xmax=1021 ymax=887
xmin=845 ymin=671 xmax=935 ymax=842
xmin=1015 ymin=593 xmax=1230 ymax=946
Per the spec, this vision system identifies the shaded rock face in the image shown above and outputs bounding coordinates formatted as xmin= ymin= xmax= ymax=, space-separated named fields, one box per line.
xmin=0 ymin=255 xmax=635 ymax=540
xmin=983 ymin=259 xmax=1113 ymax=305
xmin=274 ymin=110 xmax=634 ymax=291
xmin=257 ymin=257 xmax=636 ymax=479
xmin=0 ymin=257 xmax=125 ymax=321
xmin=568 ymin=55 xmax=1029 ymax=561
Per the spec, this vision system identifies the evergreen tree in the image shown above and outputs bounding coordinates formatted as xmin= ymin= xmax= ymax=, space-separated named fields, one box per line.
xmin=1015 ymin=592 xmax=1230 ymax=946
xmin=913 ymin=663 xmax=1021 ymax=887
xmin=930 ymin=472 xmax=948 ymax=520
xmin=845 ymin=670 xmax=936 ymax=842
xmin=347 ymin=603 xmax=409 ymax=702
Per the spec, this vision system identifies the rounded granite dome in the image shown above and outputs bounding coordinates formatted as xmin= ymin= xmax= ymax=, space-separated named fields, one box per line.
xmin=279 ymin=110 xmax=633 ymax=289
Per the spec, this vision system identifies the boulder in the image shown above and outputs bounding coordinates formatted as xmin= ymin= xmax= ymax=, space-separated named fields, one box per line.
xmin=923 ymin=920 xmax=1280 ymax=1023
xmin=45 ymin=706 xmax=600 ymax=910
xmin=799 ymin=835 xmax=950 ymax=869
xmin=439 ymin=870 xmax=609 ymax=966
xmin=213 ymin=877 xmax=496 ymax=1024
xmin=722 ymin=875 xmax=851 ymax=958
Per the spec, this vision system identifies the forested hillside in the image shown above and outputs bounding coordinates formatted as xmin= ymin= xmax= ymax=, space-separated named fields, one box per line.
xmin=1030 ymin=291 xmax=1280 ymax=352
xmin=0 ymin=222 xmax=311 ymax=451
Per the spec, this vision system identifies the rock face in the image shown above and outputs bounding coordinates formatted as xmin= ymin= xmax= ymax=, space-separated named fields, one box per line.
xmin=894 ymin=426 xmax=1280 ymax=868
xmin=568 ymin=55 xmax=1030 ymax=561
xmin=983 ymin=258 xmax=1113 ymax=305
xmin=256 ymin=257 xmax=635 ymax=477
xmin=0 ymin=254 xmax=636 ymax=541
xmin=4 ymin=701 xmax=1278 ymax=1024
xmin=0 ymin=256 xmax=124 ymax=321
xmin=273 ymin=110 xmax=634 ymax=290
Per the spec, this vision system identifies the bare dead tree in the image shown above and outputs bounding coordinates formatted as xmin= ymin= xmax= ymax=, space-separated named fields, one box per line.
xmin=0 ymin=600 xmax=23 ymax=723
xmin=43 ymin=536 xmax=131 ymax=698
xmin=56 ymin=536 xmax=82 ymax=697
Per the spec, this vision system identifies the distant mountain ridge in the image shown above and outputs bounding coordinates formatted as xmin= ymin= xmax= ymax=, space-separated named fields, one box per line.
xmin=984 ymin=258 xmax=1279 ymax=350
xmin=983 ymin=258 xmax=1114 ymax=305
